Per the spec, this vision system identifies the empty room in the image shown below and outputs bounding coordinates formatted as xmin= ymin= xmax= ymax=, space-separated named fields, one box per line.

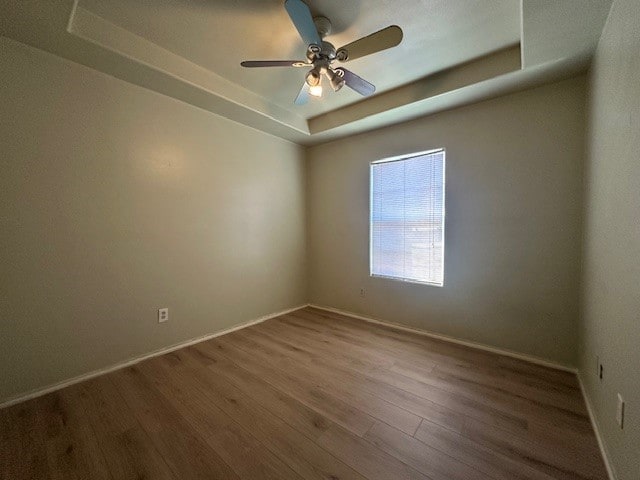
xmin=1 ymin=0 xmax=638 ymax=479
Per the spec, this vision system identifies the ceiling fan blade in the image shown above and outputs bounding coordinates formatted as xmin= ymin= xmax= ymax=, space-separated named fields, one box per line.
xmin=241 ymin=60 xmax=310 ymax=68
xmin=335 ymin=68 xmax=376 ymax=97
xmin=336 ymin=25 xmax=403 ymax=62
xmin=284 ymin=0 xmax=321 ymax=48
xmin=294 ymin=82 xmax=310 ymax=105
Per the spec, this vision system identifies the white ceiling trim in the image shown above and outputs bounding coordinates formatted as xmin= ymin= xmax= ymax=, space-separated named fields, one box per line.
xmin=68 ymin=5 xmax=310 ymax=135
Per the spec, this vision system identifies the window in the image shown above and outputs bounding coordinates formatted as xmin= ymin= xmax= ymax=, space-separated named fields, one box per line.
xmin=370 ymin=149 xmax=445 ymax=286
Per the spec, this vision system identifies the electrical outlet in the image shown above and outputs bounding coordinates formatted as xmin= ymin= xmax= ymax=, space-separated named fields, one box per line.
xmin=158 ymin=308 xmax=169 ymax=323
xmin=360 ymin=288 xmax=366 ymax=297
xmin=616 ymin=394 xmax=625 ymax=429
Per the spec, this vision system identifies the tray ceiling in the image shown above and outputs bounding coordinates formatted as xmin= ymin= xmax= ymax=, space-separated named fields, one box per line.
xmin=1 ymin=0 xmax=613 ymax=145
xmin=78 ymin=0 xmax=521 ymax=118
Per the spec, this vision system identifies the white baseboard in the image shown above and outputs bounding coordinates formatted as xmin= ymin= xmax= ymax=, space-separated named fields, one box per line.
xmin=577 ymin=373 xmax=617 ymax=480
xmin=0 ymin=304 xmax=307 ymax=409
xmin=1 ymin=301 xmax=578 ymax=406
xmin=308 ymin=304 xmax=577 ymax=374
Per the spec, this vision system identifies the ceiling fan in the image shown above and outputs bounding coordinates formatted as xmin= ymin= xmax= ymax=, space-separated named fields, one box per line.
xmin=240 ymin=0 xmax=403 ymax=105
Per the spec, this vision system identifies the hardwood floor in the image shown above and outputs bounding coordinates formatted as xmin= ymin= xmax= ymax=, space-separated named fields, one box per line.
xmin=0 ymin=307 xmax=608 ymax=480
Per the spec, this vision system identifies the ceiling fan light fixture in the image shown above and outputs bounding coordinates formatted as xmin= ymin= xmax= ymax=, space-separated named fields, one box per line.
xmin=309 ymin=84 xmax=323 ymax=97
xmin=305 ymin=69 xmax=321 ymax=87
xmin=327 ymin=69 xmax=345 ymax=92
xmin=305 ymin=68 xmax=323 ymax=97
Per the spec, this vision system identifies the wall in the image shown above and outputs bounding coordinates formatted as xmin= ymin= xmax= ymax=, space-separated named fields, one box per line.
xmin=307 ymin=76 xmax=587 ymax=367
xmin=579 ymin=0 xmax=640 ymax=477
xmin=0 ymin=38 xmax=307 ymax=403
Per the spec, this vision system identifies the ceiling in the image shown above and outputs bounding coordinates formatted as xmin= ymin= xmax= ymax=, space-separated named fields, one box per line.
xmin=78 ymin=0 xmax=521 ymax=118
xmin=0 ymin=0 xmax=613 ymax=145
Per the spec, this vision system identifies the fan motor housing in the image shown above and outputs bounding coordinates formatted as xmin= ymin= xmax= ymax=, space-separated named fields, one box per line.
xmin=306 ymin=41 xmax=336 ymax=63
xmin=320 ymin=41 xmax=336 ymax=60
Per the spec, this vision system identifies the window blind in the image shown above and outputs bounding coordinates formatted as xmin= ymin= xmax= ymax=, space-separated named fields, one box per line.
xmin=370 ymin=150 xmax=445 ymax=285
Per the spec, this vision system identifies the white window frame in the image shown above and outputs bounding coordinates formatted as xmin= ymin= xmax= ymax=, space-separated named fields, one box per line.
xmin=369 ymin=148 xmax=446 ymax=287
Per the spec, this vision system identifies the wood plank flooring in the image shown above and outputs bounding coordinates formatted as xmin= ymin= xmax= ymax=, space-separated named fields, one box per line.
xmin=0 ymin=307 xmax=608 ymax=480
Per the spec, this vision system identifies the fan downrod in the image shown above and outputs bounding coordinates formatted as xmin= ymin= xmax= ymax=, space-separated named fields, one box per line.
xmin=313 ymin=16 xmax=332 ymax=39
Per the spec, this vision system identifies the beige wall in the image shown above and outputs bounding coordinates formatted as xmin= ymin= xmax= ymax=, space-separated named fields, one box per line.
xmin=6 ymin=21 xmax=637 ymax=480
xmin=307 ymin=76 xmax=587 ymax=367
xmin=580 ymin=0 xmax=640 ymax=477
xmin=0 ymin=38 xmax=307 ymax=403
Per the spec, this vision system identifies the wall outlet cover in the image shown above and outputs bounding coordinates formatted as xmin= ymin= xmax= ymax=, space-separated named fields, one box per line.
xmin=158 ymin=308 xmax=169 ymax=323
